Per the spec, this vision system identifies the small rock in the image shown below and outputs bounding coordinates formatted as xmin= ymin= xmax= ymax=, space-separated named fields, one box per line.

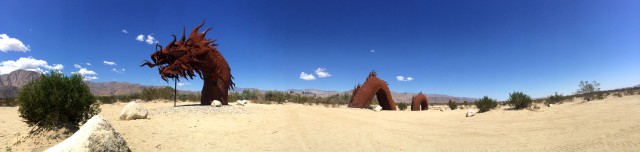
xmin=440 ymin=108 xmax=445 ymax=112
xmin=466 ymin=110 xmax=476 ymax=117
xmin=548 ymin=104 xmax=554 ymax=107
xmin=119 ymin=101 xmax=148 ymax=120
xmin=373 ymin=106 xmax=383 ymax=112
xmin=236 ymin=100 xmax=247 ymax=106
xmin=212 ymin=100 xmax=222 ymax=107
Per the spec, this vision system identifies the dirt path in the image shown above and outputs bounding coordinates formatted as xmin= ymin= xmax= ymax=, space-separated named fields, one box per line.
xmin=2 ymin=95 xmax=640 ymax=151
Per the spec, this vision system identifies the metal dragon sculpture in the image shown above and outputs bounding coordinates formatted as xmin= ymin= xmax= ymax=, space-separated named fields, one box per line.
xmin=348 ymin=71 xmax=397 ymax=110
xmin=411 ymin=92 xmax=428 ymax=111
xmin=141 ymin=21 xmax=234 ymax=105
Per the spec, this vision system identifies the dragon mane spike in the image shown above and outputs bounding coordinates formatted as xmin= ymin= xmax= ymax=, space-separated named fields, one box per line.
xmin=368 ymin=70 xmax=377 ymax=77
xmin=190 ymin=20 xmax=206 ymax=38
xmin=202 ymin=27 xmax=212 ymax=35
xmin=170 ymin=35 xmax=177 ymax=44
xmin=180 ymin=26 xmax=186 ymax=42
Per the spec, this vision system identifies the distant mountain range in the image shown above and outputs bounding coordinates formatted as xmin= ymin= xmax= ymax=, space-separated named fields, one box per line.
xmin=1 ymin=70 xmax=472 ymax=103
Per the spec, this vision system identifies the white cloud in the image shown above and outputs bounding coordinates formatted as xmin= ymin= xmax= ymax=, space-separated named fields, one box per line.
xmin=111 ymin=68 xmax=125 ymax=73
xmin=86 ymin=62 xmax=91 ymax=66
xmin=299 ymin=72 xmax=316 ymax=80
xmin=136 ymin=34 xmax=158 ymax=44
xmin=0 ymin=34 xmax=30 ymax=52
xmin=0 ymin=57 xmax=63 ymax=74
xmin=135 ymin=34 xmax=144 ymax=41
xmin=75 ymin=68 xmax=96 ymax=75
xmin=396 ymin=75 xmax=414 ymax=82
xmin=370 ymin=50 xmax=375 ymax=53
xmin=83 ymin=75 xmax=98 ymax=81
xmin=103 ymin=61 xmax=116 ymax=65
xmin=177 ymin=82 xmax=191 ymax=87
xmin=145 ymin=35 xmax=157 ymax=44
xmin=72 ymin=67 xmax=98 ymax=81
xmin=121 ymin=29 xmax=128 ymax=34
xmin=314 ymin=68 xmax=331 ymax=78
xmin=73 ymin=64 xmax=82 ymax=69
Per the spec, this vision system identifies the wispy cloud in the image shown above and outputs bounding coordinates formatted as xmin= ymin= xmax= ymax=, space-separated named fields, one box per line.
xmin=177 ymin=82 xmax=191 ymax=87
xmin=299 ymin=72 xmax=316 ymax=80
xmin=111 ymin=68 xmax=125 ymax=73
xmin=136 ymin=34 xmax=158 ymax=44
xmin=314 ymin=68 xmax=331 ymax=78
xmin=73 ymin=64 xmax=82 ymax=69
xmin=121 ymin=29 xmax=128 ymax=34
xmin=0 ymin=57 xmax=63 ymax=74
xmin=370 ymin=49 xmax=375 ymax=53
xmin=396 ymin=75 xmax=414 ymax=82
xmin=0 ymin=34 xmax=30 ymax=52
xmin=86 ymin=62 xmax=92 ymax=66
xmin=103 ymin=61 xmax=116 ymax=66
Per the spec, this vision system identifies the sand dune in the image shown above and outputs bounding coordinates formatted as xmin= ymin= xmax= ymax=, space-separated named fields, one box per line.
xmin=2 ymin=95 xmax=640 ymax=151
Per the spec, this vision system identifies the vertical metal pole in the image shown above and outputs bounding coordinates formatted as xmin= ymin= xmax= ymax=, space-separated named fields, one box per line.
xmin=174 ymin=78 xmax=177 ymax=107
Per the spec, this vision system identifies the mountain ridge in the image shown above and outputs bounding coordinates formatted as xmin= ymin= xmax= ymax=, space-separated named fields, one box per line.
xmin=0 ymin=70 xmax=474 ymax=103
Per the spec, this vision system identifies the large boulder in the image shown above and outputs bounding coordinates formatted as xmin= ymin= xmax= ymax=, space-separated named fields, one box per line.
xmin=45 ymin=115 xmax=131 ymax=152
xmin=212 ymin=100 xmax=222 ymax=107
xmin=119 ymin=101 xmax=148 ymax=120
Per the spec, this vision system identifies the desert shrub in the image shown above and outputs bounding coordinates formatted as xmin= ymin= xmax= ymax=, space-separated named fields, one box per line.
xmin=264 ymin=91 xmax=286 ymax=104
xmin=18 ymin=71 xmax=100 ymax=129
xmin=546 ymin=92 xmax=564 ymax=105
xmin=475 ymin=96 xmax=498 ymax=113
xmin=613 ymin=92 xmax=623 ymax=98
xmin=141 ymin=87 xmax=174 ymax=101
xmin=97 ymin=95 xmax=117 ymax=104
xmin=576 ymin=81 xmax=601 ymax=101
xmin=0 ymin=98 xmax=19 ymax=107
xmin=448 ymin=100 xmax=458 ymax=110
xmin=397 ymin=102 xmax=408 ymax=110
xmin=507 ymin=91 xmax=533 ymax=110
xmin=463 ymin=100 xmax=469 ymax=106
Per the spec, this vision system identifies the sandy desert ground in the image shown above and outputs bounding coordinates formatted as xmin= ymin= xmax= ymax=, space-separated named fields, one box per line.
xmin=2 ymin=95 xmax=640 ymax=152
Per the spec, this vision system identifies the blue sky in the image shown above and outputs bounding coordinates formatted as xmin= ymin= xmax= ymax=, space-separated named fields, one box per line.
xmin=1 ymin=0 xmax=639 ymax=100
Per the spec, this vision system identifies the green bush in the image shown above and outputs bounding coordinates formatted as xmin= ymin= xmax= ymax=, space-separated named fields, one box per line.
xmin=475 ymin=96 xmax=498 ymax=113
xmin=507 ymin=91 xmax=533 ymax=110
xmin=397 ymin=102 xmax=408 ymax=110
xmin=546 ymin=92 xmax=566 ymax=105
xmin=18 ymin=71 xmax=100 ymax=129
xmin=448 ymin=100 xmax=458 ymax=110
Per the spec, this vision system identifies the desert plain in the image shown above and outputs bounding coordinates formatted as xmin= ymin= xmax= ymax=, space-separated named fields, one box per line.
xmin=2 ymin=95 xmax=640 ymax=152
